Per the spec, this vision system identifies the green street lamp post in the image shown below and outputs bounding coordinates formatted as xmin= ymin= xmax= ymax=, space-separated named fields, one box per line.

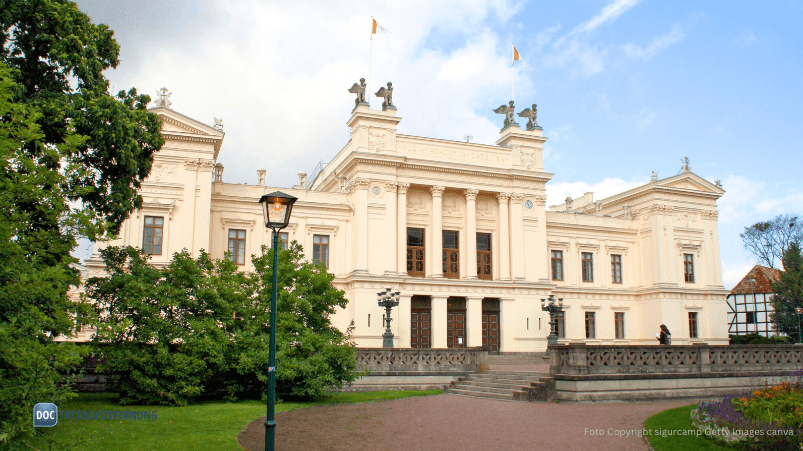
xmin=540 ymin=294 xmax=564 ymax=345
xmin=259 ymin=191 xmax=297 ymax=451
xmin=796 ymin=307 xmax=803 ymax=344
xmin=377 ymin=288 xmax=400 ymax=348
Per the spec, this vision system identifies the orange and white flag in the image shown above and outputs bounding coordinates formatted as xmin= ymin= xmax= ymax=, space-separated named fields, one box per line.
xmin=372 ymin=18 xmax=389 ymax=35
xmin=513 ymin=45 xmax=521 ymax=61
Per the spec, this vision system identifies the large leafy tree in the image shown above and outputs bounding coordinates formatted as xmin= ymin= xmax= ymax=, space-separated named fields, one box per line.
xmin=87 ymin=244 xmax=359 ymax=406
xmin=770 ymin=243 xmax=803 ymax=342
xmin=0 ymin=0 xmax=162 ymax=447
xmin=741 ymin=214 xmax=803 ymax=269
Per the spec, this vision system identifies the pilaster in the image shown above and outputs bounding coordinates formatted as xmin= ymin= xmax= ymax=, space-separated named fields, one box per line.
xmin=431 ymin=186 xmax=445 ymax=278
xmin=510 ymin=193 xmax=525 ymax=281
xmin=432 ymin=295 xmax=448 ymax=348
xmin=497 ymin=193 xmax=511 ymax=281
xmin=384 ymin=181 xmax=398 ymax=275
xmin=466 ymin=296 xmax=483 ymax=347
xmin=465 ymin=189 xmax=479 ymax=280
xmin=397 ymin=183 xmax=409 ymax=275
xmin=350 ymin=178 xmax=370 ymax=275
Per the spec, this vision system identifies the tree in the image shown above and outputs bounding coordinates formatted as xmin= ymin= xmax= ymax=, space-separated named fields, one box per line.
xmin=740 ymin=214 xmax=803 ymax=269
xmin=0 ymin=1 xmax=162 ymax=447
xmin=87 ymin=243 xmax=359 ymax=405
xmin=770 ymin=243 xmax=803 ymax=342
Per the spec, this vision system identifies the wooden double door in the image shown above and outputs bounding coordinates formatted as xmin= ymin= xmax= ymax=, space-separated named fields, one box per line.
xmin=410 ymin=296 xmax=431 ymax=349
xmin=482 ymin=298 xmax=500 ymax=353
xmin=446 ymin=297 xmax=466 ymax=349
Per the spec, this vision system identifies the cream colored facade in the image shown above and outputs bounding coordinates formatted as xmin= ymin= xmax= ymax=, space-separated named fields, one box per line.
xmin=86 ymin=102 xmax=730 ymax=351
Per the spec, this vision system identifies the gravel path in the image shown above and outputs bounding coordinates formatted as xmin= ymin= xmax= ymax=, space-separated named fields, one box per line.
xmin=238 ymin=393 xmax=690 ymax=451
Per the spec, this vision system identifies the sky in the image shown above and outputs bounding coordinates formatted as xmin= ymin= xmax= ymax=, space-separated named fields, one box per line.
xmin=72 ymin=0 xmax=803 ymax=289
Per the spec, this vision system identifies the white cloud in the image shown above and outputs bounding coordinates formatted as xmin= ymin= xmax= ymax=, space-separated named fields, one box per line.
xmin=546 ymin=177 xmax=648 ymax=206
xmin=634 ymin=107 xmax=657 ymax=128
xmin=733 ymin=31 xmax=757 ymax=46
xmin=722 ymin=261 xmax=754 ymax=289
xmin=571 ymin=0 xmax=643 ymax=34
xmin=622 ymin=23 xmax=685 ymax=59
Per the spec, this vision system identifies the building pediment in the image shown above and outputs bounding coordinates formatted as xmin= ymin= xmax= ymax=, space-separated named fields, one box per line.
xmin=150 ymin=107 xmax=225 ymax=159
xmin=658 ymin=173 xmax=723 ymax=195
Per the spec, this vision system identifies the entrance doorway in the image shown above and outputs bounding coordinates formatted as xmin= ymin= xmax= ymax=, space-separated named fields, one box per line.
xmin=482 ymin=298 xmax=500 ymax=353
xmin=447 ymin=297 xmax=466 ymax=348
xmin=410 ymin=296 xmax=431 ymax=348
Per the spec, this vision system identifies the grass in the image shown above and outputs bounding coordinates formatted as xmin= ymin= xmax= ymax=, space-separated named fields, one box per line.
xmin=28 ymin=390 xmax=441 ymax=451
xmin=644 ymin=405 xmax=737 ymax=451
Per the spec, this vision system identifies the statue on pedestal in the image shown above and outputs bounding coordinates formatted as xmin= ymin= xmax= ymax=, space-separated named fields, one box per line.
xmin=517 ymin=104 xmax=541 ymax=130
xmin=493 ymin=100 xmax=517 ymax=128
xmin=348 ymin=78 xmax=368 ymax=106
xmin=154 ymin=87 xmax=172 ymax=108
xmin=375 ymin=82 xmax=394 ymax=110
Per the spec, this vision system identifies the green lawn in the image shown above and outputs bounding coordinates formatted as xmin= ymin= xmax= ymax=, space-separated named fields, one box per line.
xmin=644 ymin=405 xmax=737 ymax=451
xmin=28 ymin=390 xmax=441 ymax=451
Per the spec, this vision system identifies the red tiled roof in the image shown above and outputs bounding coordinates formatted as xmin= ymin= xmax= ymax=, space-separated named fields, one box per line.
xmin=729 ymin=265 xmax=781 ymax=295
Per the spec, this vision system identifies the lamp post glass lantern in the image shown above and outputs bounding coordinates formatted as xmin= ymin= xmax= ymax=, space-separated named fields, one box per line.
xmin=540 ymin=294 xmax=564 ymax=345
xmin=796 ymin=307 xmax=803 ymax=344
xmin=258 ymin=191 xmax=297 ymax=451
xmin=377 ymin=288 xmax=400 ymax=348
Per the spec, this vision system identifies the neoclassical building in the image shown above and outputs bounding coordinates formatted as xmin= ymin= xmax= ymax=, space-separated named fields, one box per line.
xmin=85 ymin=96 xmax=730 ymax=351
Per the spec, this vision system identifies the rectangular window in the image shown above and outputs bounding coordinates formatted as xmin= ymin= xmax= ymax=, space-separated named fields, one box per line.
xmin=611 ymin=254 xmax=622 ymax=284
xmin=272 ymin=231 xmax=289 ymax=250
xmin=555 ymin=311 xmax=565 ymax=339
xmin=689 ymin=312 xmax=699 ymax=338
xmin=581 ymin=252 xmax=594 ymax=282
xmin=684 ymin=254 xmax=695 ymax=283
xmin=745 ymin=311 xmax=756 ymax=324
xmin=476 ymin=233 xmax=492 ymax=280
xmin=615 ymin=312 xmax=625 ymax=339
xmin=313 ymin=234 xmax=329 ymax=268
xmin=407 ymin=228 xmax=425 ymax=277
xmin=442 ymin=230 xmax=459 ymax=279
xmin=551 ymin=250 xmax=564 ymax=281
xmin=585 ymin=311 xmax=596 ymax=339
xmin=227 ymin=229 xmax=246 ymax=265
xmin=143 ymin=216 xmax=164 ymax=255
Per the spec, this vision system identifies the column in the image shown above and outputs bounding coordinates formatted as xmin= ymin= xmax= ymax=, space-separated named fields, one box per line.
xmin=466 ymin=296 xmax=483 ymax=347
xmin=192 ymin=161 xmax=214 ymax=257
xmin=465 ymin=189 xmax=478 ymax=280
xmin=384 ymin=181 xmax=398 ymax=276
xmin=396 ymin=183 xmax=409 ymax=275
xmin=397 ymin=294 xmax=412 ymax=348
xmin=710 ymin=210 xmax=723 ymax=286
xmin=497 ymin=193 xmax=511 ymax=280
xmin=534 ymin=195 xmax=549 ymax=282
xmin=664 ymin=206 xmax=677 ymax=284
xmin=351 ymin=178 xmax=370 ymax=274
xmin=650 ymin=205 xmax=665 ymax=285
xmin=510 ymin=193 xmax=525 ymax=281
xmin=431 ymin=186 xmax=445 ymax=278
xmin=499 ymin=297 xmax=517 ymax=352
xmin=432 ymin=295 xmax=448 ymax=348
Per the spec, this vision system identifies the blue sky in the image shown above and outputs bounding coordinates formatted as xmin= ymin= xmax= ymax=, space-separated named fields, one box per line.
xmin=72 ymin=0 xmax=803 ymax=288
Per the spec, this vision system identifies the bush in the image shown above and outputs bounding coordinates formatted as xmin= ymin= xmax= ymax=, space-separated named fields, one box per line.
xmin=729 ymin=333 xmax=791 ymax=345
xmin=87 ymin=243 xmax=360 ymax=405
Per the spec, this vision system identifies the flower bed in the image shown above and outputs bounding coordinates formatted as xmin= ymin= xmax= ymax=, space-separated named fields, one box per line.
xmin=690 ymin=373 xmax=802 ymax=451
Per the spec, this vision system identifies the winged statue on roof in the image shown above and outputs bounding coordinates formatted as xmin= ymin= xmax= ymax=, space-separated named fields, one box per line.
xmin=517 ymin=104 xmax=541 ymax=130
xmin=493 ymin=100 xmax=517 ymax=128
xmin=348 ymin=78 xmax=368 ymax=106
xmin=375 ymin=82 xmax=394 ymax=110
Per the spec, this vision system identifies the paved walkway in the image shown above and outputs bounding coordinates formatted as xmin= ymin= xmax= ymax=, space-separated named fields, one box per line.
xmin=238 ymin=393 xmax=690 ymax=451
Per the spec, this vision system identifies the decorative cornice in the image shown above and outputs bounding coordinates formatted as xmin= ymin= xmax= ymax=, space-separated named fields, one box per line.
xmin=464 ymin=189 xmax=479 ymax=200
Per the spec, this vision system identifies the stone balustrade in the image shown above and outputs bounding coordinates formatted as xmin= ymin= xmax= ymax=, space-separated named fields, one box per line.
xmin=355 ymin=348 xmax=486 ymax=375
xmin=550 ymin=343 xmax=803 ymax=376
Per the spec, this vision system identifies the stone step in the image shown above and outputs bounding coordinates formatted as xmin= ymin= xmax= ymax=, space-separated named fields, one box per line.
xmin=449 ymin=383 xmax=519 ymax=395
xmin=485 ymin=353 xmax=546 ymax=365
xmin=446 ymin=388 xmax=514 ymax=401
xmin=464 ymin=373 xmax=545 ymax=383
xmin=456 ymin=380 xmax=538 ymax=390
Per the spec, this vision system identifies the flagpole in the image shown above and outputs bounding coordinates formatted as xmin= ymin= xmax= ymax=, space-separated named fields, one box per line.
xmin=369 ymin=17 xmax=374 ymax=106
xmin=511 ymin=43 xmax=515 ymax=102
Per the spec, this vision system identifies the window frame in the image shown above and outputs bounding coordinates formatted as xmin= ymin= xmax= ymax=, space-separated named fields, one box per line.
xmin=555 ymin=311 xmax=565 ymax=339
xmin=272 ymin=231 xmax=289 ymax=251
xmin=551 ymin=250 xmax=564 ymax=281
xmin=407 ymin=227 xmax=426 ymax=277
xmin=585 ymin=311 xmax=596 ymax=339
xmin=614 ymin=312 xmax=625 ymax=339
xmin=689 ymin=312 xmax=699 ymax=338
xmin=442 ymin=230 xmax=460 ymax=279
xmin=476 ymin=232 xmax=492 ymax=280
xmin=312 ymin=234 xmax=330 ymax=269
xmin=684 ymin=253 xmax=695 ymax=283
xmin=611 ymin=254 xmax=622 ymax=284
xmin=581 ymin=252 xmax=594 ymax=282
xmin=143 ymin=216 xmax=164 ymax=255
xmin=227 ymin=229 xmax=247 ymax=265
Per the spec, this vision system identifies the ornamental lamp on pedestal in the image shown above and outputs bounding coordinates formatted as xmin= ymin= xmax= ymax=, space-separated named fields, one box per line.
xmin=258 ymin=190 xmax=297 ymax=451
xmin=795 ymin=307 xmax=803 ymax=345
xmin=377 ymin=288 xmax=400 ymax=348
xmin=540 ymin=294 xmax=564 ymax=346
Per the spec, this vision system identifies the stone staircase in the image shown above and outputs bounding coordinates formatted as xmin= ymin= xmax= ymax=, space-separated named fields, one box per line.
xmin=446 ymin=371 xmax=555 ymax=401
